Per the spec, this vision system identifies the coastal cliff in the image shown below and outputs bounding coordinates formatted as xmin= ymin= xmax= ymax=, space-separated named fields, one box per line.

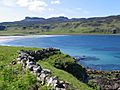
xmin=0 ymin=46 xmax=93 ymax=90
xmin=0 ymin=46 xmax=120 ymax=90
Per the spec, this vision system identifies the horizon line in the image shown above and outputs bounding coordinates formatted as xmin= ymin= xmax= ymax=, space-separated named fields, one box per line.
xmin=0 ymin=14 xmax=120 ymax=23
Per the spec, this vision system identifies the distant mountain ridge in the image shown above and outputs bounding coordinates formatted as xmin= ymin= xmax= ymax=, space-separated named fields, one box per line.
xmin=0 ymin=16 xmax=82 ymax=25
xmin=1 ymin=15 xmax=120 ymax=35
xmin=1 ymin=15 xmax=120 ymax=25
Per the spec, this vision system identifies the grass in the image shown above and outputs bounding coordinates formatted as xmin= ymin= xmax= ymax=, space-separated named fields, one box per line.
xmin=1 ymin=15 xmax=120 ymax=36
xmin=0 ymin=30 xmax=116 ymax=36
xmin=0 ymin=46 xmax=93 ymax=90
xmin=38 ymin=61 xmax=93 ymax=90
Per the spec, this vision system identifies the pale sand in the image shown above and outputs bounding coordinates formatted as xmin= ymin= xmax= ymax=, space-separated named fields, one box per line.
xmin=0 ymin=35 xmax=68 ymax=43
xmin=0 ymin=38 xmax=14 ymax=42
xmin=0 ymin=36 xmax=24 ymax=43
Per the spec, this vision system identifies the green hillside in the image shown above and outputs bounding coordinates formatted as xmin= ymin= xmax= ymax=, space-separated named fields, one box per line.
xmin=0 ymin=46 xmax=94 ymax=90
xmin=1 ymin=15 xmax=120 ymax=35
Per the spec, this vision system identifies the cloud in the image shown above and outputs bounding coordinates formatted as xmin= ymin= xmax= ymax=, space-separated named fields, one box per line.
xmin=2 ymin=0 xmax=16 ymax=7
xmin=16 ymin=0 xmax=30 ymax=7
xmin=48 ymin=8 xmax=55 ymax=12
xmin=2 ymin=0 xmax=48 ymax=13
xmin=76 ymin=8 xmax=82 ymax=11
xmin=16 ymin=0 xmax=48 ymax=12
xmin=51 ymin=0 xmax=60 ymax=4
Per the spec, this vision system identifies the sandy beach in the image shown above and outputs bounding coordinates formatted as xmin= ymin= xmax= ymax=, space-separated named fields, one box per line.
xmin=0 ymin=35 xmax=66 ymax=43
xmin=0 ymin=37 xmax=14 ymax=42
xmin=0 ymin=36 xmax=24 ymax=43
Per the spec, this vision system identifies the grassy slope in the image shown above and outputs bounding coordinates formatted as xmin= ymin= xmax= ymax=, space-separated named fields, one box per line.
xmin=1 ymin=16 xmax=120 ymax=36
xmin=0 ymin=46 xmax=93 ymax=90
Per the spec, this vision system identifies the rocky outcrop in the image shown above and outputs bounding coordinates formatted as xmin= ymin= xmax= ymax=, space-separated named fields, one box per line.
xmin=87 ymin=69 xmax=120 ymax=90
xmin=15 ymin=48 xmax=73 ymax=90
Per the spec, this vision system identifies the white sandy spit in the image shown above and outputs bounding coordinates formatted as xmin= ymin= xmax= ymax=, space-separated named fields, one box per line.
xmin=0 ymin=36 xmax=23 ymax=43
xmin=0 ymin=35 xmax=68 ymax=43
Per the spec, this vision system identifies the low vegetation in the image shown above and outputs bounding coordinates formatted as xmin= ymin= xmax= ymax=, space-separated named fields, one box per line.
xmin=1 ymin=15 xmax=120 ymax=35
xmin=87 ymin=70 xmax=120 ymax=90
xmin=0 ymin=46 xmax=93 ymax=90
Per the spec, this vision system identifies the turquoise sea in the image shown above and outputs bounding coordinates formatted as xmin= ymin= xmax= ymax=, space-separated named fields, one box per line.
xmin=1 ymin=35 xmax=120 ymax=70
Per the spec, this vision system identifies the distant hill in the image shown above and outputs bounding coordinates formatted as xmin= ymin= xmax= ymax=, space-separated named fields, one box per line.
xmin=0 ymin=16 xmax=82 ymax=25
xmin=0 ymin=15 xmax=120 ymax=35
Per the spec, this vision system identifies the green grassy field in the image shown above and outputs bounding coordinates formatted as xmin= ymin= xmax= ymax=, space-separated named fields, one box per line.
xmin=0 ymin=29 xmax=102 ymax=36
xmin=0 ymin=46 xmax=93 ymax=90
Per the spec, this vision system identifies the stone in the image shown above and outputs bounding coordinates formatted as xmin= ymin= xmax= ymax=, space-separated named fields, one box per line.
xmin=42 ymin=69 xmax=51 ymax=74
xmin=26 ymin=60 xmax=35 ymax=66
xmin=39 ymin=73 xmax=48 ymax=85
xmin=47 ymin=76 xmax=59 ymax=87
xmin=113 ymin=83 xmax=119 ymax=89
xmin=16 ymin=49 xmax=70 ymax=89
xmin=11 ymin=61 xmax=17 ymax=65
xmin=118 ymin=87 xmax=120 ymax=90
xmin=28 ymin=56 xmax=34 ymax=61
xmin=16 ymin=57 xmax=21 ymax=61
xmin=47 ymin=77 xmax=54 ymax=86
xmin=33 ymin=65 xmax=42 ymax=74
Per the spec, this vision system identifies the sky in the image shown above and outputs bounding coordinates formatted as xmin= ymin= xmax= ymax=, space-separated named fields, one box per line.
xmin=0 ymin=0 xmax=120 ymax=22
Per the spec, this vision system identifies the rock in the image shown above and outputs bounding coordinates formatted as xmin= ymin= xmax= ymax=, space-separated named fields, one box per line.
xmin=118 ymin=87 xmax=120 ymax=90
xmin=47 ymin=77 xmax=53 ymax=86
xmin=11 ymin=61 xmax=17 ymax=65
xmin=15 ymin=49 xmax=70 ymax=90
xmin=33 ymin=64 xmax=42 ymax=74
xmin=63 ymin=82 xmax=69 ymax=89
xmin=16 ymin=57 xmax=21 ymax=61
xmin=46 ymin=76 xmax=51 ymax=85
xmin=28 ymin=56 xmax=34 ymax=61
xmin=113 ymin=83 xmax=119 ymax=90
xmin=38 ymin=73 xmax=48 ymax=85
xmin=52 ymin=78 xmax=59 ymax=88
xmin=55 ymin=82 xmax=65 ymax=89
xmin=26 ymin=60 xmax=35 ymax=66
xmin=47 ymin=76 xmax=58 ymax=87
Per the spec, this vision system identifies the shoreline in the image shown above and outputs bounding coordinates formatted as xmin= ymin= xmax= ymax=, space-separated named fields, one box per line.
xmin=0 ymin=35 xmax=68 ymax=43
xmin=0 ymin=34 xmax=120 ymax=44
xmin=0 ymin=36 xmax=24 ymax=43
xmin=0 ymin=44 xmax=120 ymax=72
xmin=0 ymin=35 xmax=120 ymax=71
xmin=1 ymin=33 xmax=120 ymax=36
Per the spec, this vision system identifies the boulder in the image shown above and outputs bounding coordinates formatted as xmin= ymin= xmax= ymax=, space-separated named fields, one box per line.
xmin=47 ymin=76 xmax=59 ymax=88
xmin=38 ymin=73 xmax=48 ymax=85
xmin=33 ymin=65 xmax=42 ymax=74
xmin=11 ymin=61 xmax=17 ymax=65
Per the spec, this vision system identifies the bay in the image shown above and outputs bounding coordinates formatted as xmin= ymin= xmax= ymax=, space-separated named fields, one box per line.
xmin=1 ymin=35 xmax=120 ymax=70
